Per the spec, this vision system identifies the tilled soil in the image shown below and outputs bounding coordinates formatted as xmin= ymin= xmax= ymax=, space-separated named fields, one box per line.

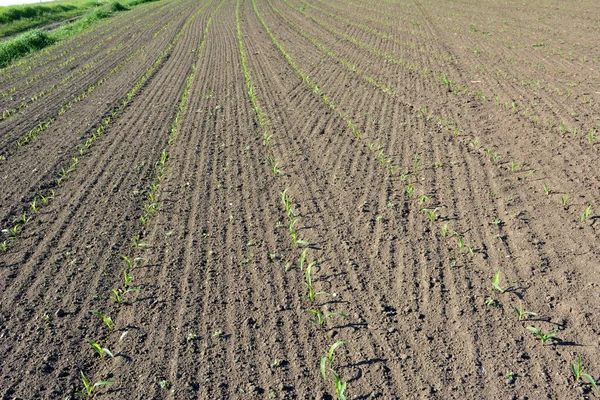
xmin=1 ymin=0 xmax=599 ymax=399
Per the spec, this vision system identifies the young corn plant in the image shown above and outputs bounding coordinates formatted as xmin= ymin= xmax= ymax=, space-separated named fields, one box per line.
xmin=513 ymin=302 xmax=537 ymax=321
xmin=491 ymin=269 xmax=504 ymax=293
xmin=86 ymin=339 xmax=114 ymax=359
xmin=454 ymin=232 xmax=465 ymax=251
xmin=526 ymin=326 xmax=557 ymax=344
xmin=320 ymin=341 xmax=345 ymax=380
xmin=440 ymin=223 xmax=449 ymax=237
xmin=543 ymin=183 xmax=550 ymax=195
xmin=572 ymin=355 xmax=598 ymax=391
xmin=307 ymin=308 xmax=347 ymax=329
xmin=74 ymin=371 xmax=113 ymax=398
xmin=422 ymin=208 xmax=438 ymax=222
xmin=305 ymin=261 xmax=326 ymax=301
xmin=289 ymin=217 xmax=308 ymax=246
xmin=561 ymin=194 xmax=569 ymax=207
xmin=110 ymin=286 xmax=140 ymax=304
xmin=281 ymin=188 xmax=295 ymax=220
xmin=89 ymin=310 xmax=114 ymax=330
xmin=580 ymin=205 xmax=592 ymax=222
xmin=330 ymin=368 xmax=347 ymax=400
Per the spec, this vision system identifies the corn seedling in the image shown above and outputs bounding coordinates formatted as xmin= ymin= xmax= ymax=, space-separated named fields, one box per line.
xmin=281 ymin=189 xmax=295 ymax=220
xmin=405 ymin=183 xmax=414 ymax=198
xmin=132 ymin=235 xmax=151 ymax=249
xmin=524 ymin=169 xmax=536 ymax=179
xmin=580 ymin=205 xmax=592 ymax=222
xmin=526 ymin=326 xmax=557 ymax=344
xmin=1 ymin=240 xmax=9 ymax=252
xmin=440 ymin=223 xmax=449 ymax=237
xmin=513 ymin=302 xmax=537 ymax=320
xmin=454 ymin=232 xmax=464 ymax=250
xmin=30 ymin=199 xmax=38 ymax=212
xmin=289 ymin=217 xmax=308 ymax=246
xmin=572 ymin=355 xmax=598 ymax=391
xmin=510 ymin=159 xmax=519 ymax=172
xmin=110 ymin=287 xmax=140 ymax=304
xmin=320 ymin=341 xmax=345 ymax=380
xmin=484 ymin=296 xmax=496 ymax=307
xmin=588 ymin=129 xmax=596 ymax=144
xmin=305 ymin=261 xmax=326 ymax=301
xmin=561 ymin=194 xmax=569 ymax=207
xmin=86 ymin=339 xmax=114 ymax=359
xmin=307 ymin=308 xmax=347 ymax=329
xmin=74 ymin=370 xmax=113 ymax=398
xmin=543 ymin=183 xmax=550 ymax=195
xmin=212 ymin=330 xmax=223 ymax=338
xmin=422 ymin=208 xmax=438 ymax=222
xmin=418 ymin=194 xmax=430 ymax=205
xmin=89 ymin=310 xmax=114 ymax=330
xmin=491 ymin=269 xmax=504 ymax=293
xmin=298 ymin=248 xmax=308 ymax=271
xmin=330 ymin=368 xmax=347 ymax=400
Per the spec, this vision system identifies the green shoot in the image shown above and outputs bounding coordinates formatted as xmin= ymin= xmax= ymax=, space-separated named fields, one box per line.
xmin=440 ymin=223 xmax=449 ymax=237
xmin=509 ymin=159 xmax=519 ymax=172
xmin=513 ymin=302 xmax=537 ymax=320
xmin=110 ymin=287 xmax=140 ymax=304
xmin=561 ymin=194 xmax=569 ymax=207
xmin=422 ymin=208 xmax=438 ymax=222
xmin=86 ymin=339 xmax=114 ymax=359
xmin=307 ymin=308 xmax=347 ymax=329
xmin=89 ymin=310 xmax=114 ymax=330
xmin=580 ymin=205 xmax=592 ymax=222
xmin=491 ymin=269 xmax=504 ymax=293
xmin=320 ymin=341 xmax=345 ymax=380
xmin=543 ymin=183 xmax=550 ymax=195
xmin=281 ymin=188 xmax=295 ymax=220
xmin=30 ymin=199 xmax=38 ymax=212
xmin=74 ymin=370 xmax=113 ymax=398
xmin=572 ymin=355 xmax=598 ymax=391
xmin=298 ymin=248 xmax=308 ymax=271
xmin=405 ymin=183 xmax=414 ymax=198
xmin=484 ymin=296 xmax=496 ymax=307
xmin=330 ymin=368 xmax=347 ymax=400
xmin=132 ymin=235 xmax=151 ymax=249
xmin=305 ymin=261 xmax=327 ymax=301
xmin=454 ymin=232 xmax=464 ymax=250
xmin=289 ymin=217 xmax=308 ymax=246
xmin=526 ymin=326 xmax=557 ymax=344
xmin=418 ymin=194 xmax=430 ymax=205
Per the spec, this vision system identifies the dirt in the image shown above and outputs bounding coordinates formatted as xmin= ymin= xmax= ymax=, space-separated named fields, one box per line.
xmin=1 ymin=0 xmax=599 ymax=399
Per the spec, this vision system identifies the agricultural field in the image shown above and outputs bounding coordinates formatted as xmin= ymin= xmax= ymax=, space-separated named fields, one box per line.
xmin=0 ymin=0 xmax=599 ymax=398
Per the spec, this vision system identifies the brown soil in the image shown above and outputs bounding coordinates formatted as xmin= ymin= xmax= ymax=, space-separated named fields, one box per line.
xmin=1 ymin=0 xmax=599 ymax=399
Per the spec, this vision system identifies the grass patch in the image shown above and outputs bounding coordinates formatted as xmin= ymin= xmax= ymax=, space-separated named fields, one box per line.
xmin=0 ymin=0 xmax=150 ymax=67
xmin=0 ymin=0 xmax=98 ymax=38
xmin=0 ymin=28 xmax=54 ymax=67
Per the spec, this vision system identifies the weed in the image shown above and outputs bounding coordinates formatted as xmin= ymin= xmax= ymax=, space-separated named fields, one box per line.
xmin=159 ymin=380 xmax=170 ymax=390
xmin=526 ymin=326 xmax=557 ymax=344
xmin=491 ymin=269 xmax=504 ymax=293
xmin=74 ymin=370 xmax=113 ymax=398
xmin=86 ymin=339 xmax=114 ymax=359
xmin=320 ymin=341 xmax=345 ymax=380
xmin=513 ymin=302 xmax=537 ymax=320
xmin=572 ymin=355 xmax=598 ymax=391
xmin=89 ymin=310 xmax=114 ymax=330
